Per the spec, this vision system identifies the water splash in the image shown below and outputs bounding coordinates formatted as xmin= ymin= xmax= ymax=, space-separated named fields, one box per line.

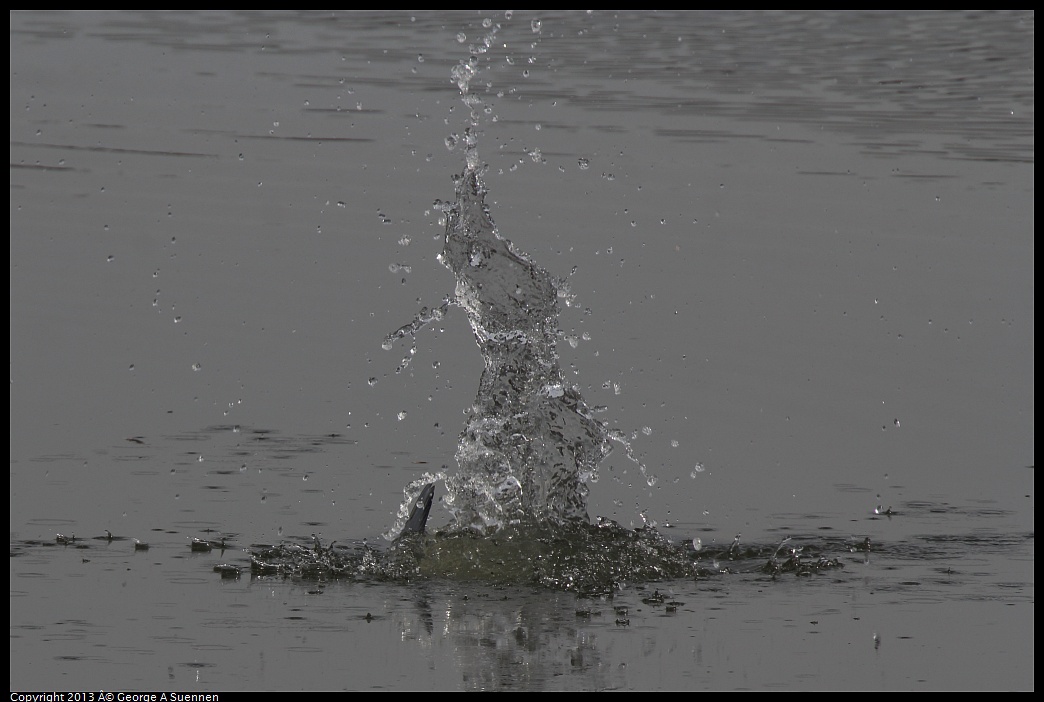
xmin=245 ymin=525 xmax=847 ymax=595
xmin=440 ymin=166 xmax=612 ymax=530
xmin=243 ymin=15 xmax=866 ymax=591
xmin=386 ymin=162 xmax=611 ymax=532
xmin=384 ymin=17 xmax=612 ymax=533
xmin=258 ymin=17 xmax=697 ymax=589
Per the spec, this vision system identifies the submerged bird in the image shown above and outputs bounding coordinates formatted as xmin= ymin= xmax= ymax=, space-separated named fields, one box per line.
xmin=400 ymin=483 xmax=436 ymax=536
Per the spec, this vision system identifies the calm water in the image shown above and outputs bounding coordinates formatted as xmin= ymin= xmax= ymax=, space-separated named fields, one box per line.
xmin=10 ymin=11 xmax=1033 ymax=690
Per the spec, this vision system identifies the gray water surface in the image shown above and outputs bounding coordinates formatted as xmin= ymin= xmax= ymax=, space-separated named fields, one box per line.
xmin=10 ymin=11 xmax=1033 ymax=691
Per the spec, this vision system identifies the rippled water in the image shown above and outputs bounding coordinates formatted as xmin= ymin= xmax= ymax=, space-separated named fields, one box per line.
xmin=10 ymin=11 xmax=1033 ymax=691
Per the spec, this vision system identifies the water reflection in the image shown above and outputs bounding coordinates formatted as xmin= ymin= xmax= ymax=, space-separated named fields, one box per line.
xmin=396 ymin=585 xmax=619 ymax=691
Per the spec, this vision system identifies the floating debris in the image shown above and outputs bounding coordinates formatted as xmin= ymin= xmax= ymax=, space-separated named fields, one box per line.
xmin=190 ymin=538 xmax=213 ymax=552
xmin=761 ymin=537 xmax=846 ymax=577
xmin=641 ymin=591 xmax=666 ymax=605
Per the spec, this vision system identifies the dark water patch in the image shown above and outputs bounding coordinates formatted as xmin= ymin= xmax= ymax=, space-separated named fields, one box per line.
xmin=27 ymin=454 xmax=83 ymax=463
xmin=239 ymin=523 xmax=860 ymax=596
xmin=11 ymin=139 xmax=218 ymax=159
xmin=238 ymin=133 xmax=374 ymax=142
xmin=10 ymin=162 xmax=76 ymax=172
